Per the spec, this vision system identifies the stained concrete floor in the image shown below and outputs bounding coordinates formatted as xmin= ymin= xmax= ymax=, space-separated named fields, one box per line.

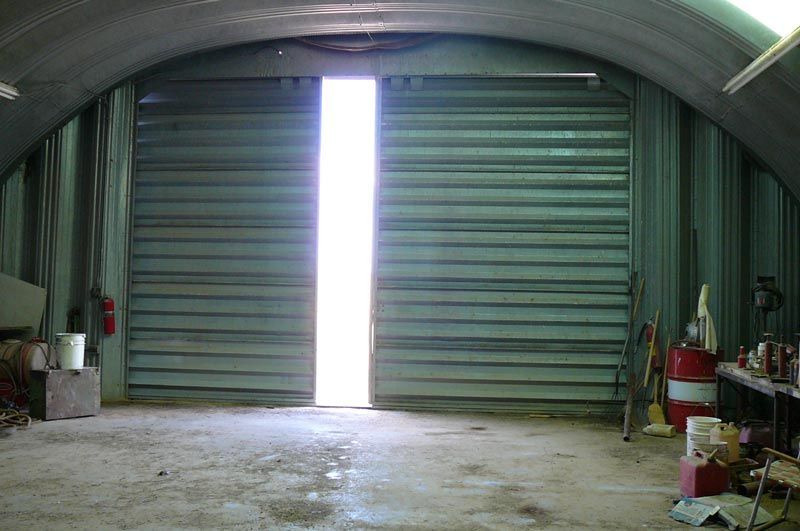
xmin=0 ymin=404 xmax=799 ymax=530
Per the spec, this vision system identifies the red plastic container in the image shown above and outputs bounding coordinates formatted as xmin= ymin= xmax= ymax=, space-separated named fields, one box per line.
xmin=668 ymin=344 xmax=718 ymax=433
xmin=679 ymin=452 xmax=729 ymax=497
xmin=737 ymin=346 xmax=747 ymax=368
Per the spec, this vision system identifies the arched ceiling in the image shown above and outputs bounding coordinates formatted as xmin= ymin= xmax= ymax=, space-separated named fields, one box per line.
xmin=1 ymin=1 xmax=799 ymax=195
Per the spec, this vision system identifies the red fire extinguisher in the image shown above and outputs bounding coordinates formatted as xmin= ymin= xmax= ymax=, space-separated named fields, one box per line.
xmin=102 ymin=297 xmax=116 ymax=335
xmin=646 ymin=319 xmax=662 ymax=370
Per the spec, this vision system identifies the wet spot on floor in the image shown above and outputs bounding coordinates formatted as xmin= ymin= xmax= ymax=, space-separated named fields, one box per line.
xmin=268 ymin=499 xmax=333 ymax=525
xmin=518 ymin=502 xmax=549 ymax=520
xmin=459 ymin=463 xmax=487 ymax=475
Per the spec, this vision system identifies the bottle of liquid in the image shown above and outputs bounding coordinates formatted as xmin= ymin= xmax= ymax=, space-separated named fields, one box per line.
xmin=748 ymin=349 xmax=758 ymax=369
xmin=779 ymin=344 xmax=788 ymax=378
xmin=710 ymin=423 xmax=740 ymax=462
xmin=738 ymin=346 xmax=747 ymax=368
xmin=761 ymin=342 xmax=772 ymax=374
xmin=794 ymin=357 xmax=800 ymax=387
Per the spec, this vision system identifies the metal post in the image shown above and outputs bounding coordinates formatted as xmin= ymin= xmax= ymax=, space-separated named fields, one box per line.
xmin=623 ymin=377 xmax=635 ymax=442
xmin=784 ymin=393 xmax=791 ymax=452
xmin=723 ymin=25 xmax=800 ymax=95
xmin=780 ymin=487 xmax=792 ymax=520
xmin=736 ymin=382 xmax=744 ymax=419
xmin=773 ymin=395 xmax=779 ymax=450
xmin=747 ymin=456 xmax=773 ymax=531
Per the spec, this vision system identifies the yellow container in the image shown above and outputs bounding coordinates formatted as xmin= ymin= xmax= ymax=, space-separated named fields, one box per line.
xmin=710 ymin=423 xmax=740 ymax=462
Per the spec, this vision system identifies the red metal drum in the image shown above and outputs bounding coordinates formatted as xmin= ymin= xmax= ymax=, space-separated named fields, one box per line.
xmin=667 ymin=344 xmax=718 ymax=433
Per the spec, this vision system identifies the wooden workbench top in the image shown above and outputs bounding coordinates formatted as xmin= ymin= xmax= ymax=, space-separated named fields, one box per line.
xmin=716 ymin=362 xmax=800 ymax=399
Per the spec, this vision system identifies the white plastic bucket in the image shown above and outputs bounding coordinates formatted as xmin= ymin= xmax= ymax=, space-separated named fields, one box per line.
xmin=687 ymin=440 xmax=728 ymax=461
xmin=686 ymin=434 xmax=712 ymax=455
xmin=687 ymin=428 xmax=714 ymax=438
xmin=686 ymin=416 xmax=721 ymax=434
xmin=55 ymin=333 xmax=86 ymax=370
xmin=686 ymin=416 xmax=723 ymax=456
xmin=687 ymin=416 xmax=721 ymax=426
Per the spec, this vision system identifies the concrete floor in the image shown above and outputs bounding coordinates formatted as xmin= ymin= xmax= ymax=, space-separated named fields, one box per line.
xmin=0 ymin=405 xmax=798 ymax=530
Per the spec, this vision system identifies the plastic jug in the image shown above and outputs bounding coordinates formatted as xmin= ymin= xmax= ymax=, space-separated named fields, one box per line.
xmin=710 ymin=423 xmax=740 ymax=462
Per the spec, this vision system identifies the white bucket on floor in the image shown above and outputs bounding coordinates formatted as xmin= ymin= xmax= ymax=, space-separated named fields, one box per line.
xmin=686 ymin=434 xmax=711 ymax=455
xmin=687 ymin=440 xmax=728 ymax=461
xmin=687 ymin=416 xmax=721 ymax=426
xmin=686 ymin=416 xmax=721 ymax=436
xmin=56 ymin=333 xmax=86 ymax=370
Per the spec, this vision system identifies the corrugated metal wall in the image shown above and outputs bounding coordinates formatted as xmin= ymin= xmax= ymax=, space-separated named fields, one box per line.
xmin=749 ymin=166 xmax=800 ymax=345
xmin=9 ymin=114 xmax=95 ymax=342
xmin=0 ymin=87 xmax=134 ymax=398
xmin=28 ymin=121 xmax=79 ymax=342
xmin=631 ymin=79 xmax=685 ymax=354
xmin=690 ymin=115 xmax=747 ymax=352
xmin=128 ymin=78 xmax=320 ymax=403
xmin=373 ymin=77 xmax=632 ymax=412
xmin=0 ymin=162 xmax=28 ymax=279
xmin=98 ymin=85 xmax=136 ymax=400
xmin=633 ymin=79 xmax=785 ymax=362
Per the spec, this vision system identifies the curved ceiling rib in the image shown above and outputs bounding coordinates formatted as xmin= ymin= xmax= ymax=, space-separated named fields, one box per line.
xmin=0 ymin=1 xmax=799 ymax=194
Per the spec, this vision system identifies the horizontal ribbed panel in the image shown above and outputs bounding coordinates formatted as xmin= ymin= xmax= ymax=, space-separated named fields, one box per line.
xmin=129 ymin=78 xmax=319 ymax=404
xmin=373 ymin=77 xmax=631 ymax=412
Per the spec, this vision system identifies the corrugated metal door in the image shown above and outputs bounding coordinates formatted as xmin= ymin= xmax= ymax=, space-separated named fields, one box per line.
xmin=374 ymin=77 xmax=631 ymax=412
xmin=129 ymin=78 xmax=319 ymax=403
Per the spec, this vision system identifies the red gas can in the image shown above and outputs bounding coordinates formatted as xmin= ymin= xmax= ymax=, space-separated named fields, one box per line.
xmin=679 ymin=451 xmax=729 ymax=498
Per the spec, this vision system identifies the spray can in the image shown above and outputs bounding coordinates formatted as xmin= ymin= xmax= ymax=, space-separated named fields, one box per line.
xmin=794 ymin=359 xmax=800 ymax=387
xmin=778 ymin=345 xmax=788 ymax=378
xmin=738 ymin=346 xmax=747 ymax=368
xmin=761 ymin=342 xmax=772 ymax=374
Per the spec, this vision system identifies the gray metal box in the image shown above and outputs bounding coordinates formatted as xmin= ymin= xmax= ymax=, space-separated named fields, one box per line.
xmin=29 ymin=368 xmax=101 ymax=420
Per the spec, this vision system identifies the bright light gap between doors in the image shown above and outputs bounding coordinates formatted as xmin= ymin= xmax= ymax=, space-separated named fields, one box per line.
xmin=315 ymin=77 xmax=376 ymax=407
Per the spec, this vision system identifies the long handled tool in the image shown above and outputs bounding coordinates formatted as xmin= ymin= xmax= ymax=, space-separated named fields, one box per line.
xmin=648 ymin=374 xmax=666 ymax=425
xmin=647 ymin=316 xmax=666 ymax=425
xmin=643 ymin=309 xmax=660 ymax=388
xmin=615 ymin=277 xmax=645 ymax=397
xmin=660 ymin=334 xmax=671 ymax=412
xmin=623 ymin=373 xmax=636 ymax=442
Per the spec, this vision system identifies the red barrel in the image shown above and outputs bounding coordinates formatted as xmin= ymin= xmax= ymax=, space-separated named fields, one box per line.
xmin=667 ymin=344 xmax=718 ymax=433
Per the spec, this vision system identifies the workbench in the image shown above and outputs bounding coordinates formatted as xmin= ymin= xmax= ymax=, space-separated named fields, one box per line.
xmin=715 ymin=362 xmax=800 ymax=451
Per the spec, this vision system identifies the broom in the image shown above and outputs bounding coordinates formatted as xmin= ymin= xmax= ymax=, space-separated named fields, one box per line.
xmin=647 ymin=311 xmax=666 ymax=425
